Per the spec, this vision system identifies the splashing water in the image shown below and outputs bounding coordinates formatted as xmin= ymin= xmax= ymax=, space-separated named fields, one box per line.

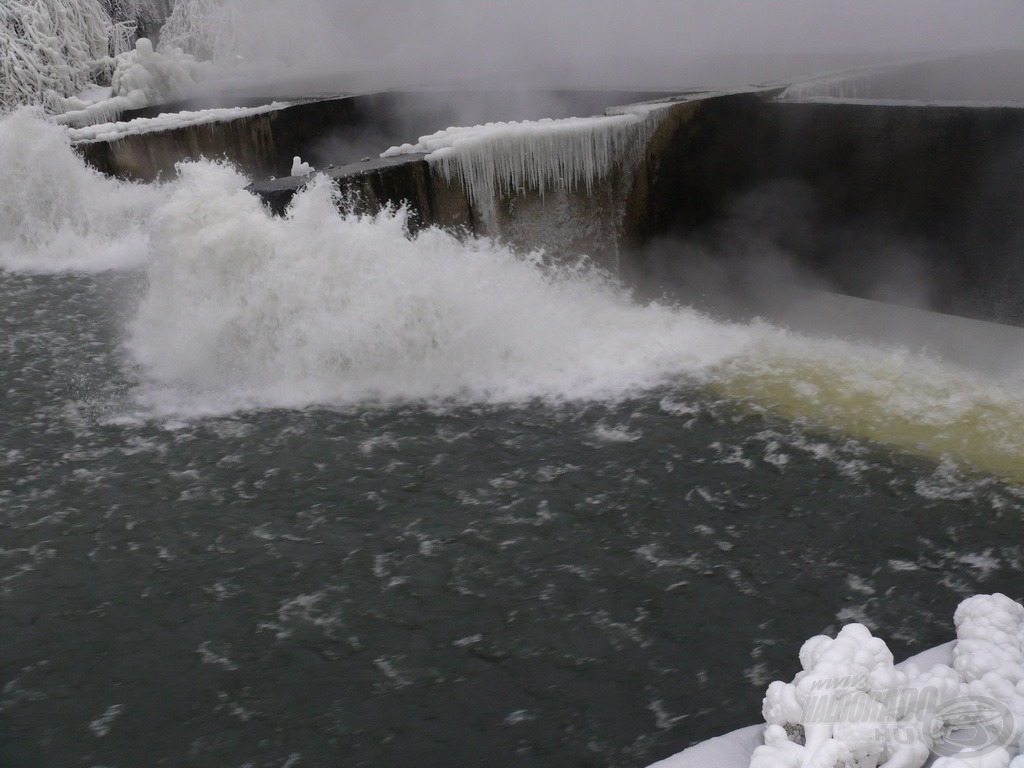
xmin=3 ymin=110 xmax=1024 ymax=484
xmin=128 ymin=163 xmax=749 ymax=412
xmin=0 ymin=109 xmax=163 ymax=272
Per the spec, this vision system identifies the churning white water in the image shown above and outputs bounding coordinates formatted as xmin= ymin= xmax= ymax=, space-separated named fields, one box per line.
xmin=0 ymin=109 xmax=163 ymax=272
xmin=129 ymin=162 xmax=751 ymax=412
xmin=5 ymin=109 xmax=1024 ymax=483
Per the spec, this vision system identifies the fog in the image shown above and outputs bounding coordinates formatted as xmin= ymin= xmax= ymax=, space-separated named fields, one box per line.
xmin=156 ymin=0 xmax=1024 ymax=361
xmin=167 ymin=0 xmax=1024 ymax=92
xmin=629 ymin=180 xmax=941 ymax=319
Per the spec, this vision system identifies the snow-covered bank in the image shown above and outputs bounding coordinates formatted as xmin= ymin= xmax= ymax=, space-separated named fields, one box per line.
xmin=650 ymin=594 xmax=1024 ymax=768
xmin=1 ymin=0 xmax=211 ymax=123
xmin=650 ymin=644 xmax=958 ymax=768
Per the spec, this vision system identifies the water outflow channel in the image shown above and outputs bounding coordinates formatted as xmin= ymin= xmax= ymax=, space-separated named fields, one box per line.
xmin=6 ymin=61 xmax=1023 ymax=767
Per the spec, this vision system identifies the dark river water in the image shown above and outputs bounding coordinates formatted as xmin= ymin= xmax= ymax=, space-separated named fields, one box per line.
xmin=3 ymin=270 xmax=1023 ymax=768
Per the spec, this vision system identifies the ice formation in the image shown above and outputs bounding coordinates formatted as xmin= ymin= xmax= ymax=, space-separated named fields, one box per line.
xmin=779 ymin=72 xmax=885 ymax=102
xmin=291 ymin=156 xmax=314 ymax=177
xmin=57 ymin=38 xmax=212 ymax=126
xmin=100 ymin=0 xmax=172 ymax=46
xmin=0 ymin=0 xmax=112 ymax=112
xmin=109 ymin=19 xmax=138 ymax=56
xmin=156 ymin=0 xmax=343 ymax=74
xmin=381 ymin=112 xmax=659 ymax=207
xmin=751 ymin=594 xmax=1024 ymax=768
xmin=65 ymin=101 xmax=286 ymax=143
xmin=1 ymin=0 xmax=201 ymax=121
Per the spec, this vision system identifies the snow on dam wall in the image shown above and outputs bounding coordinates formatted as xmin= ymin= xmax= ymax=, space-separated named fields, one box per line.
xmin=74 ymin=88 xmax=1024 ymax=324
xmin=75 ymin=95 xmax=386 ymax=182
xmin=73 ymin=90 xmax=669 ymax=182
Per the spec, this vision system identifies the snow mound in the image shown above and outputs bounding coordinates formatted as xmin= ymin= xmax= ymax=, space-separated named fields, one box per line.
xmin=291 ymin=156 xmax=314 ymax=177
xmin=749 ymin=594 xmax=1024 ymax=768
xmin=58 ymin=38 xmax=212 ymax=126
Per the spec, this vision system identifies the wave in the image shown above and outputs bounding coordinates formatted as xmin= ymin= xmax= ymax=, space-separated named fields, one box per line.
xmin=128 ymin=162 xmax=750 ymax=412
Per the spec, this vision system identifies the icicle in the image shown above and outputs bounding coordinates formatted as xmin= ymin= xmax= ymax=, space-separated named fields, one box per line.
xmin=780 ymin=71 xmax=886 ymax=102
xmin=382 ymin=113 xmax=657 ymax=208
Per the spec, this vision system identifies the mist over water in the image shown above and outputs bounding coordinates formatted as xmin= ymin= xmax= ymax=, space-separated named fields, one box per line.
xmin=160 ymin=0 xmax=1024 ymax=94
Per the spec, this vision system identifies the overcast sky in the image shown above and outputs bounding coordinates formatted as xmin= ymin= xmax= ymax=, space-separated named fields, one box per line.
xmin=205 ymin=0 xmax=1024 ymax=89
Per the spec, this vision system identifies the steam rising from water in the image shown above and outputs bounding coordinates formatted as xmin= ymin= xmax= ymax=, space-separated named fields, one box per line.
xmin=155 ymin=0 xmax=1024 ymax=94
xmin=3 ymin=110 xmax=1024 ymax=483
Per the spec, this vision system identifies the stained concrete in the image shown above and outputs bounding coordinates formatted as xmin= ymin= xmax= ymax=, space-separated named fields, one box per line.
xmin=624 ymin=96 xmax=1024 ymax=323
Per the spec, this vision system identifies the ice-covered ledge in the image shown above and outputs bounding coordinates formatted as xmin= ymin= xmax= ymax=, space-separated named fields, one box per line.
xmin=380 ymin=109 xmax=662 ymax=206
xmin=378 ymin=103 xmax=673 ymax=260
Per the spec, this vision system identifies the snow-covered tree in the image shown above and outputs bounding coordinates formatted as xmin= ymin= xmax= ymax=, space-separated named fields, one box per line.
xmin=156 ymin=0 xmax=225 ymax=59
xmin=99 ymin=0 xmax=173 ymax=45
xmin=0 ymin=0 xmax=113 ymax=112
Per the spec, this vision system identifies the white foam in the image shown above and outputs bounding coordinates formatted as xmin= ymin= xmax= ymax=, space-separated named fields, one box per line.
xmin=112 ymin=154 xmax=1024 ymax=486
xmin=6 ymin=106 xmax=1024 ymax=486
xmin=0 ymin=109 xmax=164 ymax=273
xmin=127 ymin=163 xmax=750 ymax=414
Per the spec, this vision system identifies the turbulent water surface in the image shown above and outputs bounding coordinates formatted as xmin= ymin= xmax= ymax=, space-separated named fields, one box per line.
xmin=2 ymin=111 xmax=1024 ymax=768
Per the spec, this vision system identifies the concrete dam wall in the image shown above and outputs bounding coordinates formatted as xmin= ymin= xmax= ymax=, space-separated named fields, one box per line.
xmin=75 ymin=89 xmax=671 ymax=182
xmin=626 ymin=94 xmax=1024 ymax=324
xmin=74 ymin=85 xmax=1024 ymax=326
